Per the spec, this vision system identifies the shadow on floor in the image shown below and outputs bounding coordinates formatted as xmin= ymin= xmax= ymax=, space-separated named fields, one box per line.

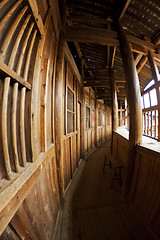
xmin=58 ymin=141 xmax=155 ymax=240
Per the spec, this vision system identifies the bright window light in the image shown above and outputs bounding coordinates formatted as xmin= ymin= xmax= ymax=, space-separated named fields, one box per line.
xmin=141 ymin=96 xmax=144 ymax=109
xmin=144 ymin=79 xmax=155 ymax=91
xmin=144 ymin=93 xmax=150 ymax=108
xmin=150 ymin=88 xmax=158 ymax=106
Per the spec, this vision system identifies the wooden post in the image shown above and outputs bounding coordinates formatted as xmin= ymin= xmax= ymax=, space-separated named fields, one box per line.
xmin=110 ymin=71 xmax=118 ymax=153
xmin=54 ymin=1 xmax=66 ymax=207
xmin=80 ymin=59 xmax=86 ymax=159
xmin=95 ymin=88 xmax=98 ymax=147
xmin=117 ymin=22 xmax=142 ymax=200
xmin=147 ymin=51 xmax=160 ymax=141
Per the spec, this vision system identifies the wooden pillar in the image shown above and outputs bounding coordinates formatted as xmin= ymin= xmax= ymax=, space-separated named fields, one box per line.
xmin=95 ymin=88 xmax=98 ymax=147
xmin=110 ymin=71 xmax=118 ymax=153
xmin=80 ymin=59 xmax=86 ymax=159
xmin=54 ymin=1 xmax=66 ymax=207
xmin=148 ymin=51 xmax=160 ymax=141
xmin=117 ymin=22 xmax=142 ymax=200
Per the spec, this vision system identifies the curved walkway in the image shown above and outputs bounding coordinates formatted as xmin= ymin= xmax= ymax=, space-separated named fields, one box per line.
xmin=55 ymin=141 xmax=155 ymax=240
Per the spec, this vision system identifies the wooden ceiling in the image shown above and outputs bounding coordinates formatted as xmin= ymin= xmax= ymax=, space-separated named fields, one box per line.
xmin=65 ymin=0 xmax=160 ymax=106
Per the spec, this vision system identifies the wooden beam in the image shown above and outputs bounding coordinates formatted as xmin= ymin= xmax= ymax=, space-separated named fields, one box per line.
xmin=64 ymin=43 xmax=82 ymax=85
xmin=64 ymin=26 xmax=159 ymax=53
xmin=131 ymin=43 xmax=147 ymax=55
xmin=67 ymin=16 xmax=112 ymax=25
xmin=54 ymin=0 xmax=66 ymax=207
xmin=137 ymin=56 xmax=148 ymax=73
xmin=114 ymin=0 xmax=132 ymax=22
xmin=142 ymin=105 xmax=158 ymax=113
xmin=0 ymin=61 xmax=31 ymax=90
xmin=127 ymin=35 xmax=158 ymax=53
xmin=110 ymin=47 xmax=116 ymax=69
xmin=66 ymin=10 xmax=94 ymax=78
xmin=84 ymin=83 xmax=110 ymax=87
xmin=65 ymin=26 xmax=119 ymax=47
xmin=28 ymin=0 xmax=44 ymax=36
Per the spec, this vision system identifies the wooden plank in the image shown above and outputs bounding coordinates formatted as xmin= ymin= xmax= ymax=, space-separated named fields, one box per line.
xmin=28 ymin=0 xmax=44 ymax=36
xmin=0 ymin=144 xmax=54 ymax=236
xmin=0 ymin=0 xmax=23 ymax=32
xmin=0 ymin=61 xmax=32 ymax=90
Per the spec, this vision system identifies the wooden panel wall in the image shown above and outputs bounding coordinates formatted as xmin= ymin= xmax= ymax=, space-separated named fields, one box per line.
xmin=0 ymin=0 xmax=61 ymax=238
xmin=113 ymin=131 xmax=160 ymax=238
xmin=130 ymin=146 xmax=160 ymax=238
xmin=63 ymin=45 xmax=83 ymax=191
xmin=112 ymin=132 xmax=129 ymax=182
xmin=0 ymin=0 xmax=112 ymax=238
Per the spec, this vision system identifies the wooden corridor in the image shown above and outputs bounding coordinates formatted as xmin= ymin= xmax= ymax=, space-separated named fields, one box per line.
xmin=55 ymin=141 xmax=156 ymax=240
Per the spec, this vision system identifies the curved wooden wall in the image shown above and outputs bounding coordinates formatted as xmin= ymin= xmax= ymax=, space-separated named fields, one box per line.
xmin=0 ymin=0 xmax=112 ymax=238
xmin=0 ymin=0 xmax=61 ymax=238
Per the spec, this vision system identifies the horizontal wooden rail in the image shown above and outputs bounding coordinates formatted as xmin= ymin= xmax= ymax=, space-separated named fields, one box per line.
xmin=0 ymin=61 xmax=32 ymax=90
xmin=142 ymin=105 xmax=158 ymax=113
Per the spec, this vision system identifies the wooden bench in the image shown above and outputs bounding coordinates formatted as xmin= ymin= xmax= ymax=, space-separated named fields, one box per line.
xmin=103 ymin=154 xmax=123 ymax=188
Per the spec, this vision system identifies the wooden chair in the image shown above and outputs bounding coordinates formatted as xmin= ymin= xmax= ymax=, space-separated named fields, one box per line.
xmin=103 ymin=153 xmax=123 ymax=188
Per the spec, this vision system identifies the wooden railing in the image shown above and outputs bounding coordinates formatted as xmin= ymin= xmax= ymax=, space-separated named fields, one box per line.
xmin=142 ymin=109 xmax=158 ymax=139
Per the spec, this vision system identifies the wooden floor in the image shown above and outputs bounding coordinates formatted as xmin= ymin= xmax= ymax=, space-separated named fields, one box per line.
xmin=55 ymin=141 xmax=155 ymax=240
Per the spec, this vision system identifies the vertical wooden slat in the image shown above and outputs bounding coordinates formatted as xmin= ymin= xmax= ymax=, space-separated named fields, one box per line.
xmin=151 ymin=111 xmax=153 ymax=136
xmin=10 ymin=15 xmax=31 ymax=172
xmin=20 ymin=29 xmax=37 ymax=166
xmin=12 ymin=84 xmax=19 ymax=172
xmin=31 ymin=9 xmax=51 ymax=161
xmin=0 ymin=0 xmax=9 ymax=9
xmin=0 ymin=6 xmax=28 ymax=62
xmin=41 ymin=59 xmax=50 ymax=152
xmin=0 ymin=7 xmax=29 ymax=176
xmin=155 ymin=111 xmax=156 ymax=138
xmin=0 ymin=0 xmax=23 ymax=32
xmin=1 ymin=77 xmax=12 ymax=180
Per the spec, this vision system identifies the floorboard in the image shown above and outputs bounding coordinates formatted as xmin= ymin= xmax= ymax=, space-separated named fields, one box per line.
xmin=55 ymin=141 xmax=156 ymax=240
